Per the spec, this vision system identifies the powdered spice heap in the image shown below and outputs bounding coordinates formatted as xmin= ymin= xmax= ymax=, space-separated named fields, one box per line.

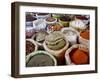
xmin=26 ymin=41 xmax=35 ymax=55
xmin=80 ymin=30 xmax=89 ymax=40
xmin=70 ymin=48 xmax=89 ymax=64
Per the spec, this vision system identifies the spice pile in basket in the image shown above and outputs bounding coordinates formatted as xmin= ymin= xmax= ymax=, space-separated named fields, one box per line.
xmin=26 ymin=40 xmax=35 ymax=55
xmin=69 ymin=48 xmax=89 ymax=64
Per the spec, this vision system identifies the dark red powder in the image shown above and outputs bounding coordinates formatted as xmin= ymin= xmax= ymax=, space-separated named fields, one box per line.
xmin=26 ymin=41 xmax=35 ymax=55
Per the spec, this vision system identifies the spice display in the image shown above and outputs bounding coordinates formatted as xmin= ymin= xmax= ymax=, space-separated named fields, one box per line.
xmin=25 ymin=12 xmax=90 ymax=67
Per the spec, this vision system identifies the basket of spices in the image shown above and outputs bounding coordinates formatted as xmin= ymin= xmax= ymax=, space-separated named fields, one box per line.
xmin=32 ymin=30 xmax=48 ymax=49
xmin=26 ymin=51 xmax=57 ymax=67
xmin=79 ymin=30 xmax=89 ymax=48
xmin=70 ymin=20 xmax=87 ymax=31
xmin=75 ymin=15 xmax=89 ymax=25
xmin=44 ymin=17 xmax=57 ymax=25
xmin=61 ymin=27 xmax=79 ymax=45
xmin=32 ymin=19 xmax=47 ymax=32
xmin=26 ymin=13 xmax=37 ymax=38
xmin=26 ymin=39 xmax=38 ymax=55
xmin=43 ymin=31 xmax=69 ymax=65
xmin=59 ymin=15 xmax=72 ymax=27
xmin=65 ymin=44 xmax=89 ymax=65
xmin=36 ymin=13 xmax=51 ymax=19
xmin=47 ymin=23 xmax=63 ymax=33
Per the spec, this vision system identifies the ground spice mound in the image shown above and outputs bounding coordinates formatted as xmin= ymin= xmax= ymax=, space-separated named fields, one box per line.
xmin=26 ymin=41 xmax=35 ymax=55
xmin=80 ymin=30 xmax=89 ymax=40
xmin=70 ymin=48 xmax=89 ymax=64
xmin=26 ymin=54 xmax=54 ymax=67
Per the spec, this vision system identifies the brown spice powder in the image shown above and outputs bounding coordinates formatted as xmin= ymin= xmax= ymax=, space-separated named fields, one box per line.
xmin=26 ymin=41 xmax=35 ymax=55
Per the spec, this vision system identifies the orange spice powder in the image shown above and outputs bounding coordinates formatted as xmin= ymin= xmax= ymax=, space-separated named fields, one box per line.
xmin=70 ymin=48 xmax=89 ymax=64
xmin=80 ymin=30 xmax=89 ymax=40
